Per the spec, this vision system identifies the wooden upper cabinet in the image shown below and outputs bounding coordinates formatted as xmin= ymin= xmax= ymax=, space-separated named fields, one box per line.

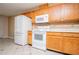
xmin=49 ymin=5 xmax=62 ymax=23
xmin=23 ymin=11 xmax=35 ymax=23
xmin=23 ymin=4 xmax=48 ymax=24
xmin=34 ymin=4 xmax=48 ymax=16
xmin=48 ymin=4 xmax=79 ymax=23
xmin=23 ymin=12 xmax=31 ymax=18
xmin=23 ymin=4 xmax=79 ymax=24
xmin=30 ymin=11 xmax=35 ymax=23
xmin=62 ymin=4 xmax=79 ymax=22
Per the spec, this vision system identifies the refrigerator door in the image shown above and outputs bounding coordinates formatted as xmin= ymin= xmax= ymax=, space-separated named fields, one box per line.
xmin=14 ymin=33 xmax=27 ymax=45
xmin=14 ymin=15 xmax=32 ymax=45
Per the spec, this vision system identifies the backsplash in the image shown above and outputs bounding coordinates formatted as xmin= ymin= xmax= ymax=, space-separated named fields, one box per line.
xmin=49 ymin=24 xmax=79 ymax=32
xmin=50 ymin=24 xmax=79 ymax=28
xmin=33 ymin=24 xmax=79 ymax=32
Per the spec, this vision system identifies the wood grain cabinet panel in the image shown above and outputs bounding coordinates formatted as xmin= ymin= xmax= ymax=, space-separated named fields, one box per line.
xmin=62 ymin=4 xmax=79 ymax=22
xmin=48 ymin=5 xmax=62 ymax=23
xmin=48 ymin=4 xmax=79 ymax=23
xmin=62 ymin=37 xmax=79 ymax=54
xmin=28 ymin=31 xmax=32 ymax=45
xmin=34 ymin=8 xmax=48 ymax=16
xmin=37 ymin=4 xmax=48 ymax=16
xmin=24 ymin=12 xmax=32 ymax=18
xmin=47 ymin=32 xmax=62 ymax=36
xmin=46 ymin=32 xmax=79 ymax=54
xmin=23 ymin=11 xmax=35 ymax=23
xmin=30 ymin=12 xmax=35 ymax=23
xmin=46 ymin=33 xmax=63 ymax=52
xmin=22 ymin=4 xmax=79 ymax=24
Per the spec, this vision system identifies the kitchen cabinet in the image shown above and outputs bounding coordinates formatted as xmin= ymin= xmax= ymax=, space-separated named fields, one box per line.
xmin=46 ymin=32 xmax=63 ymax=52
xmin=62 ymin=33 xmax=79 ymax=55
xmin=23 ymin=12 xmax=31 ymax=18
xmin=23 ymin=11 xmax=35 ymax=23
xmin=49 ymin=5 xmax=62 ymax=23
xmin=34 ymin=5 xmax=48 ymax=16
xmin=48 ymin=4 xmax=79 ymax=23
xmin=46 ymin=35 xmax=63 ymax=51
xmin=30 ymin=11 xmax=35 ymax=23
xmin=28 ymin=31 xmax=32 ymax=45
xmin=62 ymin=4 xmax=79 ymax=22
xmin=46 ymin=32 xmax=79 ymax=54
xmin=63 ymin=37 xmax=79 ymax=54
xmin=22 ymin=4 xmax=79 ymax=24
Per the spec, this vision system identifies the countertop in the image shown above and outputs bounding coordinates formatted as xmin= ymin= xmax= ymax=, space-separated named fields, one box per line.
xmin=45 ymin=28 xmax=79 ymax=33
xmin=28 ymin=28 xmax=79 ymax=33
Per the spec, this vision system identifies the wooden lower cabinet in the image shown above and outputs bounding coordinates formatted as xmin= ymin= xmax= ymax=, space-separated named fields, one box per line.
xmin=28 ymin=31 xmax=32 ymax=45
xmin=46 ymin=36 xmax=63 ymax=52
xmin=46 ymin=32 xmax=79 ymax=54
xmin=62 ymin=37 xmax=79 ymax=54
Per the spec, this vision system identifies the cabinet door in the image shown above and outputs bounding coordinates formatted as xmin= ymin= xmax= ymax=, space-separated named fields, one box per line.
xmin=63 ymin=37 xmax=79 ymax=54
xmin=34 ymin=4 xmax=48 ymax=19
xmin=28 ymin=35 xmax=32 ymax=45
xmin=62 ymin=4 xmax=79 ymax=22
xmin=30 ymin=12 xmax=35 ymax=23
xmin=28 ymin=32 xmax=32 ymax=45
xmin=49 ymin=5 xmax=63 ymax=23
xmin=49 ymin=4 xmax=79 ymax=23
xmin=34 ymin=8 xmax=48 ymax=16
xmin=23 ymin=12 xmax=35 ymax=23
xmin=24 ymin=12 xmax=31 ymax=18
xmin=46 ymin=36 xmax=63 ymax=52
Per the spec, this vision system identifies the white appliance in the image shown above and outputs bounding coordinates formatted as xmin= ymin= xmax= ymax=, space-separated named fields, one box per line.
xmin=14 ymin=15 xmax=32 ymax=45
xmin=32 ymin=28 xmax=46 ymax=50
xmin=36 ymin=14 xmax=48 ymax=23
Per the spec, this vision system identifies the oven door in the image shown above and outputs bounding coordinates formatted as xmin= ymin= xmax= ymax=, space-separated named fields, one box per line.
xmin=32 ymin=31 xmax=46 ymax=50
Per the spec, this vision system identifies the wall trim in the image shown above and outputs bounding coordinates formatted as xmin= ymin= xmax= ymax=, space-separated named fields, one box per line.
xmin=8 ymin=36 xmax=14 ymax=39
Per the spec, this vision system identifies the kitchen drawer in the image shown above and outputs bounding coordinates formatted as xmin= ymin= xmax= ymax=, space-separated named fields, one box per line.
xmin=47 ymin=32 xmax=62 ymax=36
xmin=63 ymin=32 xmax=79 ymax=38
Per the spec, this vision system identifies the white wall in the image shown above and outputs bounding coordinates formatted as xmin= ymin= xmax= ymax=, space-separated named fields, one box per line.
xmin=0 ymin=16 xmax=8 ymax=38
xmin=8 ymin=16 xmax=14 ymax=39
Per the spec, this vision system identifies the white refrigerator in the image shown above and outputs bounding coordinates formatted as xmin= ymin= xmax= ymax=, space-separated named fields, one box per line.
xmin=14 ymin=15 xmax=32 ymax=45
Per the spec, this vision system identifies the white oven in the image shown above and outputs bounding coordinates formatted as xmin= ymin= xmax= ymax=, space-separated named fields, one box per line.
xmin=32 ymin=29 xmax=46 ymax=50
xmin=36 ymin=14 xmax=48 ymax=23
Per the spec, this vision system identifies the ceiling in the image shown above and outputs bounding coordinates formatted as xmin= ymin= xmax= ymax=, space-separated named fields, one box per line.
xmin=0 ymin=3 xmax=44 ymax=16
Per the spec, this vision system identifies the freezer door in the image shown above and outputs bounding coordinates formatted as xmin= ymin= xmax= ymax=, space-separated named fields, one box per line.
xmin=14 ymin=33 xmax=27 ymax=45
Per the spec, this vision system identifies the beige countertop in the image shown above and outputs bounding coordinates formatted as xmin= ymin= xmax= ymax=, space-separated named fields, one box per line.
xmin=31 ymin=28 xmax=79 ymax=33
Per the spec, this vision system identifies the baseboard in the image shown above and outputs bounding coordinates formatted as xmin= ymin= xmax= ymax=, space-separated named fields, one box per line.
xmin=8 ymin=36 xmax=14 ymax=39
xmin=47 ymin=49 xmax=71 ymax=55
xmin=0 ymin=36 xmax=9 ymax=39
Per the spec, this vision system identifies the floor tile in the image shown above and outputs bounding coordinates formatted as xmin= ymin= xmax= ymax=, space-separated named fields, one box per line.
xmin=0 ymin=38 xmax=63 ymax=55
